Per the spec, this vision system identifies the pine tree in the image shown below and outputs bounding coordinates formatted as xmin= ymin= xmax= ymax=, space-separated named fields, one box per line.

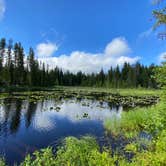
xmin=27 ymin=47 xmax=36 ymax=86
xmin=0 ymin=38 xmax=6 ymax=85
xmin=115 ymin=65 xmax=120 ymax=88
xmin=7 ymin=39 xmax=14 ymax=85
xmin=17 ymin=43 xmax=25 ymax=85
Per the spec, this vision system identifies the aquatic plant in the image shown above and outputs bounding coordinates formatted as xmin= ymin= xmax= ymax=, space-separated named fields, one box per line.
xmin=0 ymin=87 xmax=160 ymax=108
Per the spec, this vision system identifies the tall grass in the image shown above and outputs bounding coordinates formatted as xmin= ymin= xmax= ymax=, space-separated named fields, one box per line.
xmin=104 ymin=116 xmax=121 ymax=136
xmin=104 ymin=102 xmax=164 ymax=138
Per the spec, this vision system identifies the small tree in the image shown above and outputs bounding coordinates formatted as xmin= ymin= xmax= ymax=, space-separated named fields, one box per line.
xmin=153 ymin=0 xmax=166 ymax=97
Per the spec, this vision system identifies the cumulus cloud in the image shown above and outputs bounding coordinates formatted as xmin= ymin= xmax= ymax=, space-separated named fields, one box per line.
xmin=36 ymin=42 xmax=58 ymax=58
xmin=0 ymin=0 xmax=5 ymax=20
xmin=104 ymin=37 xmax=131 ymax=56
xmin=38 ymin=37 xmax=140 ymax=73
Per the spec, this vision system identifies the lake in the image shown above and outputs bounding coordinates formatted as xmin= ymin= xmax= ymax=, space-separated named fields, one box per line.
xmin=0 ymin=97 xmax=122 ymax=165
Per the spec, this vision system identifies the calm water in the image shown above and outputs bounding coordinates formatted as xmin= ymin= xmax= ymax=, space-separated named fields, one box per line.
xmin=0 ymin=98 xmax=122 ymax=165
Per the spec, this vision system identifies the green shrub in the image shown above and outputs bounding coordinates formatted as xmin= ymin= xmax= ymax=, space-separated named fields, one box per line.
xmin=21 ymin=136 xmax=122 ymax=166
xmin=21 ymin=148 xmax=56 ymax=166
xmin=52 ymin=136 xmax=120 ymax=166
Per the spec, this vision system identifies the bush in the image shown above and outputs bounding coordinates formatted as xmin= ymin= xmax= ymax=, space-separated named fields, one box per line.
xmin=21 ymin=136 xmax=121 ymax=166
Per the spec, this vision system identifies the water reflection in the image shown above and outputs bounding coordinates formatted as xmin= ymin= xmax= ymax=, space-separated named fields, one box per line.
xmin=10 ymin=100 xmax=22 ymax=133
xmin=25 ymin=102 xmax=37 ymax=128
xmin=0 ymin=98 xmax=122 ymax=134
xmin=33 ymin=99 xmax=122 ymax=130
xmin=0 ymin=98 xmax=122 ymax=165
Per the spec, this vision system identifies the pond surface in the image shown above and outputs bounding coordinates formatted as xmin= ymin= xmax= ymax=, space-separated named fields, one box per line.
xmin=0 ymin=98 xmax=122 ymax=165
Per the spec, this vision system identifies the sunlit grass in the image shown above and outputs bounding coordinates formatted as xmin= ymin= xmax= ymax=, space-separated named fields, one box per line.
xmin=56 ymin=86 xmax=161 ymax=96
xmin=104 ymin=116 xmax=121 ymax=136
xmin=104 ymin=102 xmax=164 ymax=138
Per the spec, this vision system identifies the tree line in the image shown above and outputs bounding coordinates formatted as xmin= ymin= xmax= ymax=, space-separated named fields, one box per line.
xmin=0 ymin=38 xmax=157 ymax=88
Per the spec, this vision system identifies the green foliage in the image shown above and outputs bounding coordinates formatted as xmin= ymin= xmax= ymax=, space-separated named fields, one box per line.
xmin=129 ymin=130 xmax=166 ymax=166
xmin=104 ymin=101 xmax=166 ymax=138
xmin=103 ymin=100 xmax=166 ymax=165
xmin=155 ymin=63 xmax=166 ymax=88
xmin=57 ymin=86 xmax=161 ymax=96
xmin=20 ymin=136 xmax=119 ymax=166
xmin=125 ymin=143 xmax=138 ymax=154
xmin=19 ymin=128 xmax=166 ymax=166
xmin=104 ymin=105 xmax=152 ymax=138
xmin=21 ymin=148 xmax=55 ymax=166
xmin=153 ymin=9 xmax=166 ymax=29
xmin=0 ymin=158 xmax=6 ymax=166
xmin=104 ymin=116 xmax=121 ymax=136
xmin=55 ymin=136 xmax=116 ymax=166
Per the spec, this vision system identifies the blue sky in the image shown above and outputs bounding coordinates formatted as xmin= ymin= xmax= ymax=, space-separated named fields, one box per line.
xmin=0 ymin=0 xmax=166 ymax=73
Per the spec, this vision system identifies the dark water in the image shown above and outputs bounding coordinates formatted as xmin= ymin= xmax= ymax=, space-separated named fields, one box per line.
xmin=0 ymin=98 xmax=122 ymax=165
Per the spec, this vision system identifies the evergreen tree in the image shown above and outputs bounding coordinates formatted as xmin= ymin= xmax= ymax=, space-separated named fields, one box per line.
xmin=0 ymin=38 xmax=6 ymax=85
xmin=7 ymin=39 xmax=14 ymax=85
xmin=27 ymin=47 xmax=36 ymax=86
xmin=17 ymin=43 xmax=25 ymax=85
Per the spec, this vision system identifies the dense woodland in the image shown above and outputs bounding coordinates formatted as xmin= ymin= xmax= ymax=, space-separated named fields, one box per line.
xmin=0 ymin=38 xmax=157 ymax=88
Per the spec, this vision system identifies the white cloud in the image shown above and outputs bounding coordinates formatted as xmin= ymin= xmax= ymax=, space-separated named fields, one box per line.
xmin=159 ymin=52 xmax=166 ymax=63
xmin=104 ymin=37 xmax=131 ymax=56
xmin=33 ymin=113 xmax=55 ymax=131
xmin=36 ymin=42 xmax=58 ymax=58
xmin=0 ymin=0 xmax=5 ymax=20
xmin=38 ymin=37 xmax=140 ymax=73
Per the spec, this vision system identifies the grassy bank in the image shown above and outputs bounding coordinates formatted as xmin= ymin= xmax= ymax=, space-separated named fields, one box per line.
xmin=57 ymin=86 xmax=161 ymax=96
xmin=104 ymin=101 xmax=165 ymax=138
xmin=0 ymin=85 xmax=161 ymax=96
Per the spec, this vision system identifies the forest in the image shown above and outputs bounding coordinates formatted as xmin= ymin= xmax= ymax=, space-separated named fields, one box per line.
xmin=0 ymin=38 xmax=157 ymax=88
